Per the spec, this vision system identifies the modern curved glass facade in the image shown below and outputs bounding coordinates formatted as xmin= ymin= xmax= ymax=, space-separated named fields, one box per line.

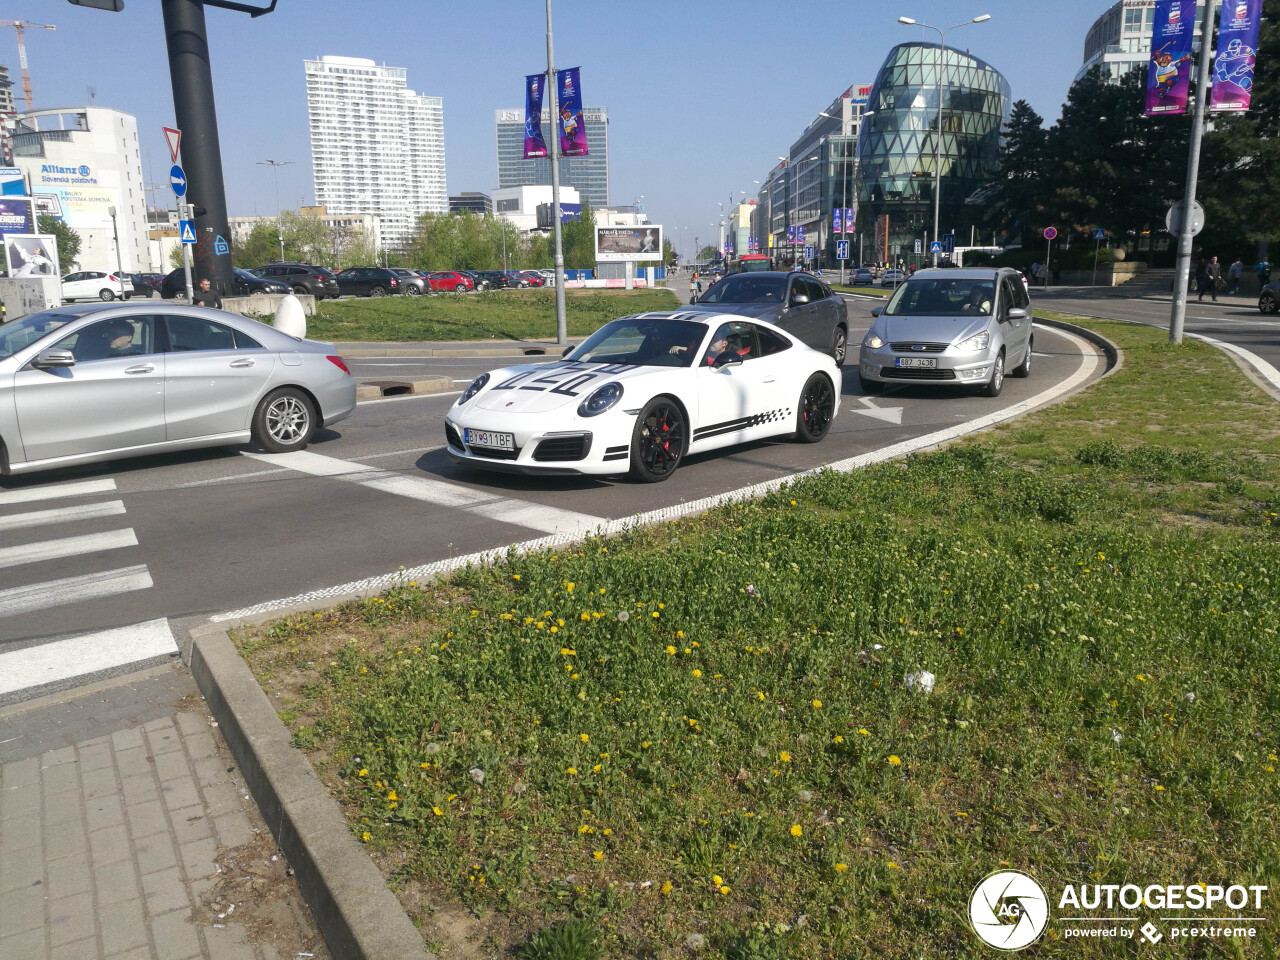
xmin=855 ymin=43 xmax=1010 ymax=259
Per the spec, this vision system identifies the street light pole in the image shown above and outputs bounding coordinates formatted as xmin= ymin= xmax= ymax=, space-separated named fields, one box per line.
xmin=898 ymin=14 xmax=990 ymax=267
xmin=257 ymin=159 xmax=293 ymax=261
xmin=545 ymin=0 xmax=567 ymax=346
xmin=107 ymin=205 xmax=126 ymax=299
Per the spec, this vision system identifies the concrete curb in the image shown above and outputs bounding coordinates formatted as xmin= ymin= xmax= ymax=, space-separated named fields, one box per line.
xmin=187 ymin=622 xmax=432 ymax=960
xmin=340 ymin=345 xmax=562 ymax=358
xmin=1032 ymin=314 xmax=1124 ymax=380
xmin=357 ymin=377 xmax=455 ymax=401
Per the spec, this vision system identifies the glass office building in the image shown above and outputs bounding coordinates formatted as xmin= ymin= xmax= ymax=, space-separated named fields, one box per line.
xmin=494 ymin=107 xmax=609 ymax=208
xmin=855 ymin=43 xmax=1010 ymax=260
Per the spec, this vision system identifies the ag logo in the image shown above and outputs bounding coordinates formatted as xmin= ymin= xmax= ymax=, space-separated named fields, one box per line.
xmin=969 ymin=870 xmax=1050 ymax=951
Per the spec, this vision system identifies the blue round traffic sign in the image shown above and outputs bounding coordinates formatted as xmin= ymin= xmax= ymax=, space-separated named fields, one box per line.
xmin=170 ymin=164 xmax=187 ymax=198
xmin=1043 ymin=226 xmax=1058 ymax=240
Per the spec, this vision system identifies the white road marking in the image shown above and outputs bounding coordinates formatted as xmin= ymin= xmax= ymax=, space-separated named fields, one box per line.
xmin=0 ymin=618 xmax=177 ymax=697
xmin=0 ymin=564 xmax=153 ymax=618
xmin=242 ymin=450 xmax=605 ymax=535
xmin=0 ymin=528 xmax=138 ymax=570
xmin=1184 ymin=332 xmax=1280 ymax=394
xmin=0 ymin=478 xmax=117 ymax=506
xmin=214 ymin=326 xmax=1102 ymax=623
xmin=852 ymin=397 xmax=904 ymax=425
xmin=0 ymin=501 xmax=127 ymax=533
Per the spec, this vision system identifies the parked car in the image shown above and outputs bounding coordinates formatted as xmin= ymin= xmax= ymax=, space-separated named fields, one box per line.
xmin=160 ymin=268 xmax=288 ymax=299
xmin=457 ymin=270 xmax=487 ymax=290
xmin=391 ymin=268 xmax=428 ymax=295
xmin=446 ymin=313 xmax=839 ymax=482
xmin=518 ymin=271 xmax=546 ymax=287
xmin=1258 ymin=279 xmax=1280 ymax=313
xmin=333 ymin=266 xmax=404 ymax=297
xmin=880 ymin=269 xmax=907 ymax=286
xmin=61 ymin=271 xmax=133 ymax=302
xmin=682 ymin=271 xmax=850 ymax=366
xmin=504 ymin=271 xmax=533 ymax=288
xmin=471 ymin=270 xmax=512 ymax=290
xmin=849 ymin=267 xmax=875 ymax=285
xmin=427 ymin=271 xmax=475 ymax=293
xmin=256 ymin=262 xmax=340 ymax=300
xmin=128 ymin=273 xmax=164 ymax=297
xmin=0 ymin=302 xmax=357 ymax=475
xmin=857 ymin=267 xmax=1033 ymax=398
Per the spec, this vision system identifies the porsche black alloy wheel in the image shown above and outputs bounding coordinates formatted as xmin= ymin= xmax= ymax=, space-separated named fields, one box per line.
xmin=795 ymin=373 xmax=835 ymax=443
xmin=630 ymin=398 xmax=686 ymax=482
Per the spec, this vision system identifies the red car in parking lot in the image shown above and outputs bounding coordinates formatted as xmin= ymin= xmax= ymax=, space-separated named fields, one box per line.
xmin=427 ymin=271 xmax=475 ymax=292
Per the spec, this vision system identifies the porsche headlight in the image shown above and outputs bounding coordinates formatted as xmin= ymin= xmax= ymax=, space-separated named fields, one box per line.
xmin=863 ymin=333 xmax=885 ymax=349
xmin=578 ymin=382 xmax=624 ymax=417
xmin=458 ymin=373 xmax=490 ymax=405
xmin=958 ymin=331 xmax=991 ymax=353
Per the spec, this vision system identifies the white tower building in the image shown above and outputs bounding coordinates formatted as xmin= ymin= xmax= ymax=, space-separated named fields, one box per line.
xmin=304 ymin=55 xmax=446 ymax=251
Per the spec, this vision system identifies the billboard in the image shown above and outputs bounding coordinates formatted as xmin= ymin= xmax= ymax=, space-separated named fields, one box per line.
xmin=1146 ymin=0 xmax=1195 ymax=115
xmin=1210 ymin=0 xmax=1261 ymax=112
xmin=0 ymin=198 xmax=32 ymax=238
xmin=0 ymin=167 xmax=26 ymax=197
xmin=4 ymin=234 xmax=60 ymax=278
xmin=595 ymin=226 xmax=663 ymax=262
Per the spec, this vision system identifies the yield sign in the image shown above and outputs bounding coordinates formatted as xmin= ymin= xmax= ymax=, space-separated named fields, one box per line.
xmin=163 ymin=126 xmax=181 ymax=163
xmin=853 ymin=397 xmax=903 ymax=424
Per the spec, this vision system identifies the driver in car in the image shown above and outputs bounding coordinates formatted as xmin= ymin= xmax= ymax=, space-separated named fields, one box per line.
xmin=962 ymin=285 xmax=993 ymax=314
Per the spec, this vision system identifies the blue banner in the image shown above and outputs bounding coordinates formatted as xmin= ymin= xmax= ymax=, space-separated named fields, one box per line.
xmin=0 ymin=198 xmax=31 ymax=239
xmin=556 ymin=67 xmax=588 ymax=157
xmin=524 ymin=74 xmax=547 ymax=159
xmin=1210 ymin=0 xmax=1261 ymax=112
xmin=1146 ymin=0 xmax=1195 ymax=115
xmin=832 ymin=208 xmax=843 ymax=234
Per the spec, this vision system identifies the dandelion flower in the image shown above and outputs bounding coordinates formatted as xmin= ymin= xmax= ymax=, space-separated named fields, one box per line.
xmin=692 ymin=669 xmax=702 ymax=678
xmin=780 ymin=751 xmax=792 ymax=762
xmin=358 ymin=768 xmax=368 ymax=777
xmin=887 ymin=861 xmax=901 ymax=870
xmin=592 ymin=764 xmax=602 ymax=772
xmin=641 ymin=741 xmax=651 ymax=749
xmin=561 ymin=648 xmax=575 ymax=656
xmin=858 ymin=728 xmax=869 ymax=736
xmin=432 ymin=806 xmax=444 ymax=816
xmin=602 ymin=828 xmax=613 ymax=835
xmin=580 ymin=733 xmax=590 ymax=742
xmin=888 ymin=755 xmax=902 ymax=766
xmin=835 ymin=863 xmax=849 ymax=873
xmin=593 ymin=851 xmax=604 ymax=860
xmin=617 ymin=611 xmax=630 ymax=622
xmin=1154 ymin=785 xmax=1165 ymax=791
xmin=790 ymin=824 xmax=803 ymax=837
xmin=833 ymin=735 xmax=844 ymax=744
xmin=661 ymin=881 xmax=673 ymax=895
xmin=812 ymin=699 xmax=822 ymax=709
xmin=362 ymin=831 xmax=372 ymax=842
xmin=567 ymin=767 xmax=578 ymax=775
xmin=513 ymin=574 xmax=521 ymax=580
xmin=719 ymin=885 xmax=730 ymax=895
xmin=358 ymin=666 xmax=368 ymax=675
xmin=386 ymin=790 xmax=397 ymax=801
xmin=666 ymin=645 xmax=677 ymax=655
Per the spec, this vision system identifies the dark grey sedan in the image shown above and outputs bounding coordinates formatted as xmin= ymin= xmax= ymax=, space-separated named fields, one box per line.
xmin=0 ymin=303 xmax=357 ymax=476
xmin=684 ymin=271 xmax=850 ymax=366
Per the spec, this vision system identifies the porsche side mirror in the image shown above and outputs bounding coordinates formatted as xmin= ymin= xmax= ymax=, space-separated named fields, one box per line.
xmin=713 ymin=351 xmax=744 ymax=368
xmin=32 ymin=348 xmax=76 ymax=368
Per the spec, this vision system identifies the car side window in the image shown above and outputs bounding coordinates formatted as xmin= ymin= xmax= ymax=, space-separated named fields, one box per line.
xmin=54 ymin=316 xmax=156 ymax=362
xmin=164 ymin=315 xmax=239 ymax=352
xmin=1010 ymin=274 xmax=1030 ymax=309
xmin=755 ymin=327 xmax=791 ymax=356
xmin=804 ymin=278 xmax=826 ymax=302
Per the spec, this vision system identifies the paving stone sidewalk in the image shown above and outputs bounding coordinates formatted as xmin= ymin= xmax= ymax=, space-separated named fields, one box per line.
xmin=0 ymin=669 xmax=327 ymax=960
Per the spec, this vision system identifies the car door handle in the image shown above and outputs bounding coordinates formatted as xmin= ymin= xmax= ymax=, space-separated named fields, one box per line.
xmin=229 ymin=358 xmax=256 ymax=368
xmin=124 ymin=364 xmax=154 ymax=374
xmin=762 ymin=376 xmax=776 ymax=383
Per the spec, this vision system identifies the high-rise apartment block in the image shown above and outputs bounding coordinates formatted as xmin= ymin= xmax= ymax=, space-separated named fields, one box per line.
xmin=494 ymin=107 xmax=609 ymax=207
xmin=304 ymin=55 xmax=446 ymax=250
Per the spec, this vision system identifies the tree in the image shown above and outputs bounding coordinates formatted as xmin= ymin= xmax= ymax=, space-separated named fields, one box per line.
xmin=37 ymin=215 xmax=81 ymax=270
xmin=990 ymin=100 xmax=1048 ymax=242
xmin=560 ymin=202 xmax=597 ymax=271
xmin=231 ymin=223 xmax=279 ymax=268
xmin=696 ymin=244 xmax=719 ymax=261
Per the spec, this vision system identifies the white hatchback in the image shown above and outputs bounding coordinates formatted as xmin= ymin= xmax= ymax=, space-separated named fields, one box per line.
xmin=61 ymin=271 xmax=134 ymax=302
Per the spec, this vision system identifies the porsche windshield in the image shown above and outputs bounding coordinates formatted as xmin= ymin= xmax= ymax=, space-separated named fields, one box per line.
xmin=568 ymin=318 xmax=708 ymax=367
xmin=0 ymin=312 xmax=76 ymax=360
xmin=884 ymin=278 xmax=996 ymax=318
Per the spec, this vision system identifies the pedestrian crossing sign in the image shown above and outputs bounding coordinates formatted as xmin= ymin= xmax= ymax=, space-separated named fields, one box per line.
xmin=179 ymin=220 xmax=196 ymax=244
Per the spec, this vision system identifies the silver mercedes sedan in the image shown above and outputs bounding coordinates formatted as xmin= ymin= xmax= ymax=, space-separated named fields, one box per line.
xmin=0 ymin=303 xmax=357 ymax=476
xmin=857 ymin=267 xmax=1033 ymax=397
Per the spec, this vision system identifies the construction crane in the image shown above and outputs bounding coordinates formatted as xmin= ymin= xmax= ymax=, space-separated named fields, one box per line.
xmin=0 ymin=21 xmax=56 ymax=112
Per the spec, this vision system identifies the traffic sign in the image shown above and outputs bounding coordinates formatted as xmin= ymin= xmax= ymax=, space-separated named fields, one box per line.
xmin=163 ymin=126 xmax=182 ymax=163
xmin=1092 ymin=228 xmax=1107 ymax=240
xmin=1043 ymin=226 xmax=1058 ymax=240
xmin=914 ymin=239 xmax=922 ymax=254
xmin=170 ymin=164 xmax=187 ymax=197
xmin=179 ymin=220 xmax=196 ymax=244
xmin=1166 ymin=201 xmax=1204 ymax=237
xmin=941 ymin=234 xmax=955 ymax=253
xmin=837 ymin=239 xmax=850 ymax=260
xmin=930 ymin=241 xmax=942 ymax=253
xmin=804 ymin=245 xmax=814 ymax=260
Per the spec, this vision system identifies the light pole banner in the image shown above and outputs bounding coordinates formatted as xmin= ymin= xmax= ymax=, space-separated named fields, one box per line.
xmin=1210 ymin=0 xmax=1261 ymax=112
xmin=1145 ymin=0 xmax=1195 ymax=115
xmin=556 ymin=67 xmax=589 ymax=157
xmin=523 ymin=74 xmax=548 ymax=159
xmin=832 ymin=207 xmax=843 ymax=234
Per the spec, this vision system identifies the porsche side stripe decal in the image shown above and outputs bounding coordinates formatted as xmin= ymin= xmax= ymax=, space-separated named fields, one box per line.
xmin=694 ymin=408 xmax=791 ymax=441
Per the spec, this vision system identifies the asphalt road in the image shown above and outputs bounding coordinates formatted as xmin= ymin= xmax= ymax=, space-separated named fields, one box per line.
xmin=0 ymin=296 xmax=1104 ymax=703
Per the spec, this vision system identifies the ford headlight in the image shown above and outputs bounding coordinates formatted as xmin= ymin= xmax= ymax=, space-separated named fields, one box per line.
xmin=958 ymin=331 xmax=991 ymax=352
xmin=863 ymin=333 xmax=884 ymax=349
xmin=578 ymin=382 xmax=623 ymax=417
xmin=458 ymin=373 xmax=490 ymax=405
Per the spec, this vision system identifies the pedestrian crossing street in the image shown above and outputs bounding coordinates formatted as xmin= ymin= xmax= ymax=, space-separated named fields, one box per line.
xmin=0 ymin=477 xmax=178 ymax=702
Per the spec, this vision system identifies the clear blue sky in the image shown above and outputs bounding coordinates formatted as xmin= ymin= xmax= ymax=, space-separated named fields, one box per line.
xmin=6 ymin=0 xmax=1104 ymax=257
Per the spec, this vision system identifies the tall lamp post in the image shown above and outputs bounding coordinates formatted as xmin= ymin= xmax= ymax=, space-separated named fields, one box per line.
xmin=257 ymin=159 xmax=294 ymax=261
xmin=897 ymin=13 xmax=990 ymax=266
xmin=107 ymin=205 xmax=126 ymax=299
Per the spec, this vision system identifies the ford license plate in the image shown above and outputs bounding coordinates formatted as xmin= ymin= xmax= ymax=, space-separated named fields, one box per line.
xmin=464 ymin=428 xmax=514 ymax=451
xmin=895 ymin=357 xmax=937 ymax=369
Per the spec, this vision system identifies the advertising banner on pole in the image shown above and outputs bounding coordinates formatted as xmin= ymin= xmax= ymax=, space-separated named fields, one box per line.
xmin=845 ymin=208 xmax=855 ymax=232
xmin=1210 ymin=0 xmax=1261 ymax=112
xmin=523 ymin=74 xmax=548 ymax=159
xmin=1145 ymin=0 xmax=1195 ymax=115
xmin=832 ymin=207 xmax=843 ymax=234
xmin=556 ymin=67 xmax=589 ymax=157
xmin=0 ymin=198 xmax=32 ymax=239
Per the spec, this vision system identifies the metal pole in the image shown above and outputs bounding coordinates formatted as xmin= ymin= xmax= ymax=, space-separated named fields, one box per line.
xmin=108 ymin=206 xmax=125 ymax=297
xmin=1170 ymin=0 xmax=1216 ymax=345
xmin=180 ymin=200 xmax=194 ymax=300
xmin=546 ymin=0 xmax=567 ymax=346
xmin=162 ymin=0 xmax=234 ymax=295
xmin=1045 ymin=236 xmax=1052 ymax=291
xmin=932 ymin=33 xmax=942 ymax=268
xmin=1092 ymin=235 xmax=1100 ymax=287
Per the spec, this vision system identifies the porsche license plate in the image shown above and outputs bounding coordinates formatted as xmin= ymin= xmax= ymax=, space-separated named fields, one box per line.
xmin=464 ymin=428 xmax=514 ymax=451
xmin=895 ymin=357 xmax=937 ymax=369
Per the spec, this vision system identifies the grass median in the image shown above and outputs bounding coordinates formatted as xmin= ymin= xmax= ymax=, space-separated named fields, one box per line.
xmin=305 ymin=288 xmax=681 ymax=343
xmin=238 ymin=316 xmax=1280 ymax=958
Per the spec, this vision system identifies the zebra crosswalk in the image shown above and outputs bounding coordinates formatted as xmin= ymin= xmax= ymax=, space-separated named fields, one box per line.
xmin=0 ymin=476 xmax=176 ymax=702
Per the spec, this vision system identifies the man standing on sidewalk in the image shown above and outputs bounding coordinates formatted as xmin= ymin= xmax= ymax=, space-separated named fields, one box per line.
xmin=1204 ymin=256 xmax=1222 ymax=302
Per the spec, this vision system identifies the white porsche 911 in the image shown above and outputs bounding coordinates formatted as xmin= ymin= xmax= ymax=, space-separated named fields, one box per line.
xmin=445 ymin=311 xmax=841 ymax=482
